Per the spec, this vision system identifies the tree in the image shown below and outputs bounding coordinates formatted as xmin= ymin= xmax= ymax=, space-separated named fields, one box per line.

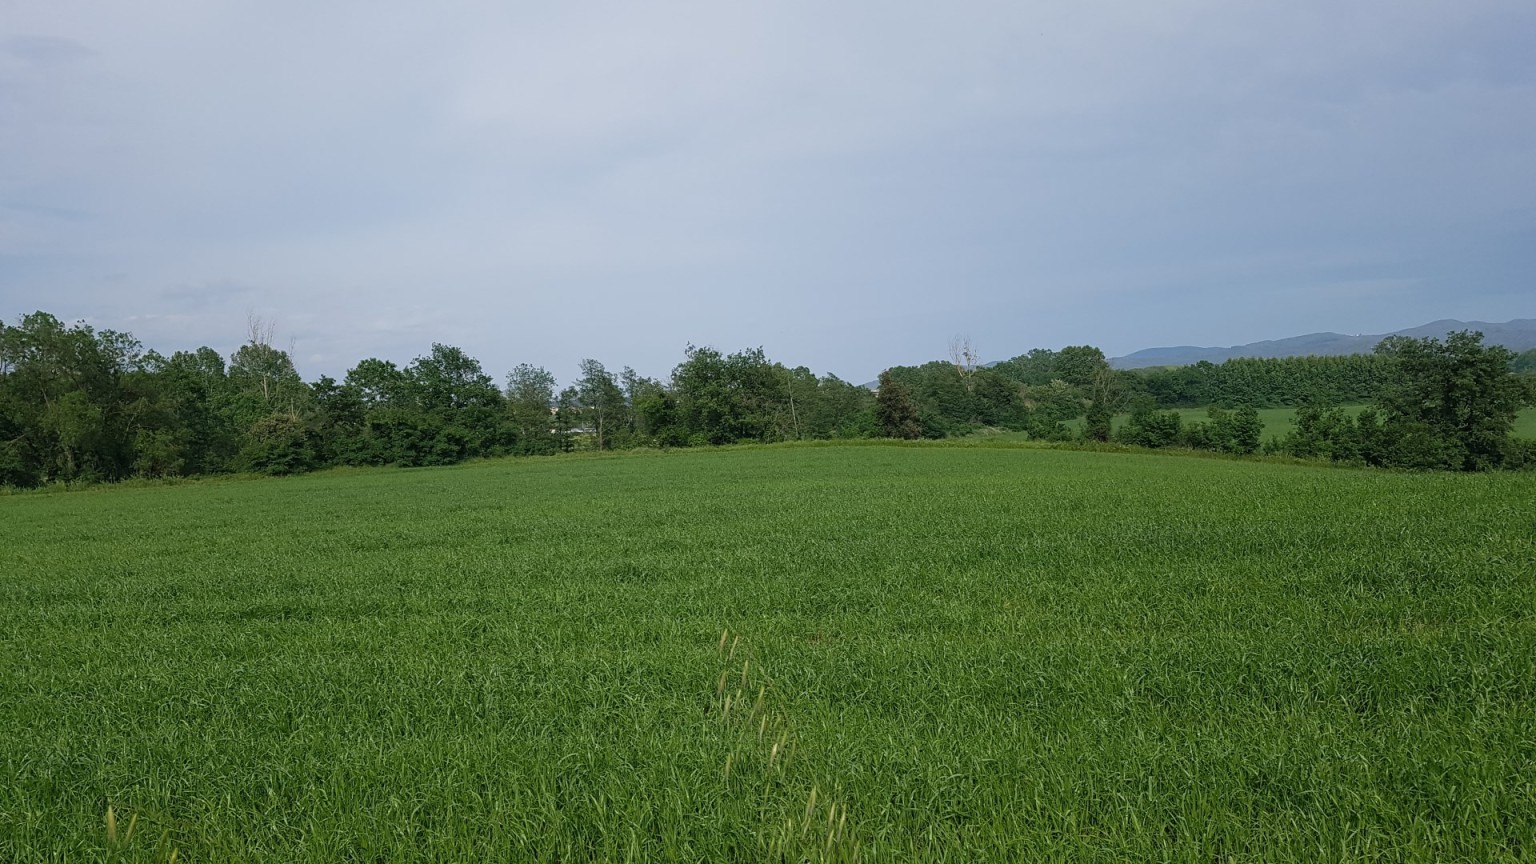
xmin=240 ymin=411 xmax=315 ymax=475
xmin=404 ymin=344 xmax=506 ymax=461
xmin=505 ymin=364 xmax=559 ymax=455
xmin=804 ymin=373 xmax=876 ymax=439
xmin=969 ymin=369 xmax=1027 ymax=430
xmin=1514 ymin=348 xmax=1536 ymax=375
xmin=1054 ymin=345 xmax=1109 ymax=389
xmin=622 ymin=367 xmax=679 ymax=446
xmin=1022 ymin=379 xmax=1079 ymax=440
xmin=884 ymin=361 xmax=974 ymax=437
xmin=670 ymin=346 xmax=782 ymax=445
xmin=228 ymin=315 xmax=307 ymax=417
xmin=875 ymin=371 xmax=922 ymax=439
xmin=573 ymin=359 xmax=625 ymax=450
xmin=992 ymin=348 xmax=1059 ymax=386
xmin=1083 ymin=401 xmax=1112 ymax=443
xmin=1374 ymin=331 xmax=1530 ymax=470
xmin=345 ymin=358 xmax=410 ymax=409
xmin=138 ymin=347 xmax=239 ymax=474
xmin=948 ymin=335 xmax=979 ymax=393
xmin=407 ymin=344 xmax=502 ymax=414
xmin=1082 ymin=362 xmax=1122 ymax=442
xmin=308 ymin=375 xmax=369 ymax=465
xmin=1116 ymin=401 xmax=1182 ymax=448
xmin=1218 ymin=405 xmax=1264 ymax=455
xmin=1187 ymin=405 xmax=1264 ymax=454
xmin=0 ymin=312 xmax=144 ymax=484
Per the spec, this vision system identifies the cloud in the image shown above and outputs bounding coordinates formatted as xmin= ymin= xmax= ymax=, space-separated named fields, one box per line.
xmin=1 ymin=1 xmax=1533 ymax=381
xmin=157 ymin=278 xmax=257 ymax=311
xmin=0 ymin=34 xmax=94 ymax=65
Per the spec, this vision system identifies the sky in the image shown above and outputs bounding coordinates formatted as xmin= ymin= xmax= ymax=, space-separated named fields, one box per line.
xmin=2 ymin=1 xmax=1534 ymax=384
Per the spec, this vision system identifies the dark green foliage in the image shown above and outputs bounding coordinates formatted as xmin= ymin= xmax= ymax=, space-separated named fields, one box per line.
xmin=1276 ymin=405 xmax=1364 ymax=462
xmin=228 ymin=341 xmax=308 ymax=423
xmin=138 ymin=347 xmax=241 ymax=474
xmin=1373 ymin=331 xmax=1529 ymax=470
xmin=988 ymin=346 xmax=1121 ymax=441
xmin=2 ymin=310 xmax=1530 ymax=488
xmin=1053 ymin=345 xmax=1110 ymax=388
xmin=669 ymin=346 xmax=779 ymax=445
xmin=567 ymin=359 xmax=626 ymax=450
xmin=1186 ymin=405 xmax=1264 ymax=455
xmin=660 ymin=346 xmax=868 ymax=446
xmin=504 ymin=364 xmax=561 ymax=455
xmin=971 ymin=369 xmax=1027 ymax=430
xmin=1505 ymin=437 xmax=1536 ymax=469
xmin=344 ymin=357 xmax=411 ymax=409
xmin=0 ymin=312 xmax=146 ymax=484
xmin=1133 ymin=354 xmax=1391 ymax=408
xmin=306 ymin=375 xmax=368 ymax=466
xmin=1266 ymin=332 xmax=1532 ymax=470
xmin=240 ymin=412 xmax=316 ymax=474
xmin=1512 ymin=348 xmax=1536 ymax=375
xmin=1082 ymin=400 xmax=1112 ymax=442
xmin=1117 ymin=402 xmax=1184 ymax=448
xmin=796 ymin=371 xmax=876 ymax=440
xmin=885 ymin=361 xmax=978 ymax=437
xmin=875 ymin=371 xmax=923 ymax=438
xmin=879 ymin=361 xmax=1035 ymax=437
xmin=405 ymin=344 xmax=508 ymax=457
xmin=626 ymin=371 xmax=683 ymax=447
xmin=1081 ymin=361 xmax=1125 ymax=443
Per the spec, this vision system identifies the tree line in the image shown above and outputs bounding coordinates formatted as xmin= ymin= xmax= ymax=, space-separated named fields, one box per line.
xmin=858 ymin=335 xmax=1532 ymax=470
xmin=0 ymin=312 xmax=880 ymax=486
xmin=1128 ymin=354 xmax=1393 ymax=407
xmin=2 ymin=310 xmax=1532 ymax=488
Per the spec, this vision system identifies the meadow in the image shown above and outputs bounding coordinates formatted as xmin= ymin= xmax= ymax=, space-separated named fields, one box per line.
xmin=2 ymin=444 xmax=1534 ymax=861
xmin=1098 ymin=405 xmax=1536 ymax=442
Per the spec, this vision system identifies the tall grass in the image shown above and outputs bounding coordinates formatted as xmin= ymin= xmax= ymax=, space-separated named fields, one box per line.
xmin=2 ymin=445 xmax=1533 ymax=860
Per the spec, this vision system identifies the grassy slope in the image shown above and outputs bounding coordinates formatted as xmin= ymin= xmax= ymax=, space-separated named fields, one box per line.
xmin=3 ymin=447 xmax=1535 ymax=861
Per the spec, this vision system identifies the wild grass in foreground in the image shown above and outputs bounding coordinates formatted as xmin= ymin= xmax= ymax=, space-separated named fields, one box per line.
xmin=2 ymin=446 xmax=1534 ymax=861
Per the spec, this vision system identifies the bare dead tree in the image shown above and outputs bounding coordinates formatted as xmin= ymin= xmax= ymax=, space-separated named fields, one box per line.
xmin=246 ymin=311 xmax=276 ymax=350
xmin=241 ymin=311 xmax=299 ymax=411
xmin=949 ymin=335 xmax=979 ymax=393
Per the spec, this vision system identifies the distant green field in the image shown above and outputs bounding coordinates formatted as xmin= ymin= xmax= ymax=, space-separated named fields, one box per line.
xmin=3 ymin=446 xmax=1535 ymax=861
xmin=1512 ymin=407 xmax=1535 ymax=438
xmin=1107 ymin=405 xmax=1536 ymax=441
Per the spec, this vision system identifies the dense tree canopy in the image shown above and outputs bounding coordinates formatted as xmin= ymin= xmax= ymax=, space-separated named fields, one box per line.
xmin=1372 ymin=331 xmax=1528 ymax=470
xmin=1514 ymin=348 xmax=1536 ymax=375
xmin=1128 ymin=354 xmax=1392 ymax=408
xmin=2 ymin=312 xmax=1530 ymax=488
xmin=1268 ymin=332 xmax=1534 ymax=470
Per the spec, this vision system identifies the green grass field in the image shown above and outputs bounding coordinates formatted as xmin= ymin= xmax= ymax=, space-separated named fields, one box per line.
xmin=4 ymin=445 xmax=1535 ymax=861
xmin=1112 ymin=406 xmax=1536 ymax=441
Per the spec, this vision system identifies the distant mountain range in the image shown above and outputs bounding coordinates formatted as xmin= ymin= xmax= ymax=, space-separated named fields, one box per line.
xmin=1108 ymin=318 xmax=1536 ymax=369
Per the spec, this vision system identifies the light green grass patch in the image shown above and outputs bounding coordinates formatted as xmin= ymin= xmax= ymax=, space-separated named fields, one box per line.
xmin=1100 ymin=405 xmax=1536 ymax=441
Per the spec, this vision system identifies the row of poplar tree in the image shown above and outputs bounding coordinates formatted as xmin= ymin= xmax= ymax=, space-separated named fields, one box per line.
xmin=2 ymin=310 xmax=1532 ymax=487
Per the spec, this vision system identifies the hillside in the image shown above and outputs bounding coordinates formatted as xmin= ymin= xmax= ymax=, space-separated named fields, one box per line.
xmin=1109 ymin=318 xmax=1536 ymax=369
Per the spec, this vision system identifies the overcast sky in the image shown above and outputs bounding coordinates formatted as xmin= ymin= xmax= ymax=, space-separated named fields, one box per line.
xmin=2 ymin=1 xmax=1533 ymax=383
